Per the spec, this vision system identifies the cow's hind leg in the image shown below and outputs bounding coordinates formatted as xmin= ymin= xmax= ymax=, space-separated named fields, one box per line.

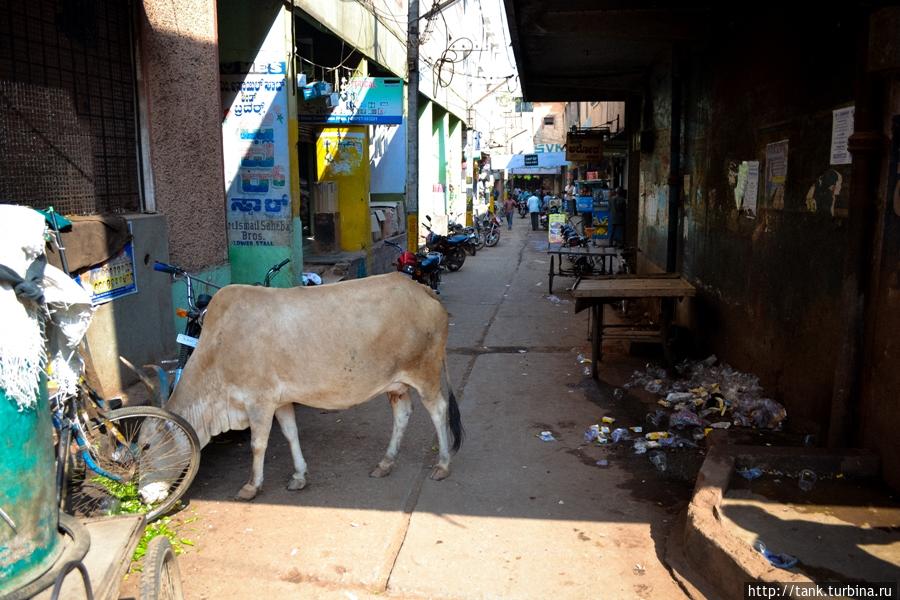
xmin=236 ymin=409 xmax=275 ymax=501
xmin=420 ymin=386 xmax=452 ymax=481
xmin=274 ymin=404 xmax=308 ymax=490
xmin=370 ymin=389 xmax=413 ymax=478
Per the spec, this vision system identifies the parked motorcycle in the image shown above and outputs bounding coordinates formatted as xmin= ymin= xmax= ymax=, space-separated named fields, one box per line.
xmin=480 ymin=212 xmax=502 ymax=247
xmin=384 ymin=240 xmax=443 ymax=292
xmin=448 ymin=215 xmax=481 ymax=255
xmin=423 ymin=216 xmax=468 ymax=271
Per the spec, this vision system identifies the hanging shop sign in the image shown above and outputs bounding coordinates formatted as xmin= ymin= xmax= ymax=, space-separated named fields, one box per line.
xmin=566 ymin=132 xmax=604 ymax=162
xmin=524 ymin=154 xmax=539 ymax=167
xmin=299 ymin=77 xmax=403 ymax=125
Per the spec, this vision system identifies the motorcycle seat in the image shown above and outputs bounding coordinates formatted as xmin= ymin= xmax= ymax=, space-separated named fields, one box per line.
xmin=448 ymin=234 xmax=469 ymax=244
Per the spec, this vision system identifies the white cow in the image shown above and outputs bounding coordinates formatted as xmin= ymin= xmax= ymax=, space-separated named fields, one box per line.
xmin=164 ymin=272 xmax=463 ymax=500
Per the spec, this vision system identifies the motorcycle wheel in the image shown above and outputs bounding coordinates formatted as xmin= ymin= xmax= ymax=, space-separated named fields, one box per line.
xmin=485 ymin=228 xmax=500 ymax=247
xmin=475 ymin=234 xmax=485 ymax=250
xmin=445 ymin=247 xmax=466 ymax=271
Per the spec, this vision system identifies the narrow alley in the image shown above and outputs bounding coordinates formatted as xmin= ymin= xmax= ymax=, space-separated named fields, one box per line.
xmin=3 ymin=2 xmax=900 ymax=599
xmin=169 ymin=223 xmax=689 ymax=600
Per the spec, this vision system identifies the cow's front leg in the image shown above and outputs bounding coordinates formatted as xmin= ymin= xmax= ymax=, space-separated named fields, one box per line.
xmin=275 ymin=403 xmax=308 ymax=490
xmin=370 ymin=390 xmax=412 ymax=478
xmin=236 ymin=410 xmax=275 ymax=501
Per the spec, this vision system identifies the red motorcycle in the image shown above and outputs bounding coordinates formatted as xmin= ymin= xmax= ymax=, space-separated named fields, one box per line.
xmin=385 ymin=240 xmax=443 ymax=293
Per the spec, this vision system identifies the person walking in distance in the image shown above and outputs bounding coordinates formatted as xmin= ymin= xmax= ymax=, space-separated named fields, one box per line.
xmin=527 ymin=190 xmax=541 ymax=231
xmin=609 ymin=187 xmax=627 ymax=248
xmin=503 ymin=194 xmax=517 ymax=230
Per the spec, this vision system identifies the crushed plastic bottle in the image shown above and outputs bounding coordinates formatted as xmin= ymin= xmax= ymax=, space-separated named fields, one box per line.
xmin=611 ymin=428 xmax=630 ymax=443
xmin=538 ymin=431 xmax=556 ymax=442
xmin=633 ymin=439 xmax=648 ymax=455
xmin=753 ymin=540 xmax=798 ymax=570
xmin=666 ymin=391 xmax=695 ymax=404
xmin=584 ymin=425 xmax=601 ymax=443
xmin=649 ymin=451 xmax=667 ymax=472
xmin=798 ymin=469 xmax=817 ymax=492
xmin=645 ymin=380 xmax=666 ymax=395
xmin=738 ymin=467 xmax=763 ymax=481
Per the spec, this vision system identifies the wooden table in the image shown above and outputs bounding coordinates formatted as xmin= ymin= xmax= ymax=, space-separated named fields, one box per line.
xmin=571 ymin=274 xmax=696 ymax=379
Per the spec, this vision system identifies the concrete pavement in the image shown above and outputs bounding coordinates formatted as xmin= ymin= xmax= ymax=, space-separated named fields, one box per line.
xmin=170 ymin=216 xmax=691 ymax=599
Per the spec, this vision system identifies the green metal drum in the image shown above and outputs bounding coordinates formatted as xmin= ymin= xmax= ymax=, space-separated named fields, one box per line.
xmin=0 ymin=380 xmax=63 ymax=594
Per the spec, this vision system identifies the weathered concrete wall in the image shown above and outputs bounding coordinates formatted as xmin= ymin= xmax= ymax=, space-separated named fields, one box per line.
xmin=139 ymin=0 xmax=226 ymax=271
xmin=638 ymin=14 xmax=858 ymax=437
xmin=860 ymin=77 xmax=900 ymax=489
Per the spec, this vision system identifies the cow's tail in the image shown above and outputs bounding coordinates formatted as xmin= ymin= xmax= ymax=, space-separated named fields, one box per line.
xmin=443 ymin=357 xmax=463 ymax=453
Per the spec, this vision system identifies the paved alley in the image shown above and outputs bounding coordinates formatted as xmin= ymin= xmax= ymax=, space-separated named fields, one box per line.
xmin=171 ymin=219 xmax=691 ymax=600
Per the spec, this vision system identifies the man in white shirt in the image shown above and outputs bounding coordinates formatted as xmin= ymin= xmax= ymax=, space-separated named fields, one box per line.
xmin=527 ymin=191 xmax=541 ymax=231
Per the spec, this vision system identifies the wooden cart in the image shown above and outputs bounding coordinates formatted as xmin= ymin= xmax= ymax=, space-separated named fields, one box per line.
xmin=571 ymin=274 xmax=696 ymax=380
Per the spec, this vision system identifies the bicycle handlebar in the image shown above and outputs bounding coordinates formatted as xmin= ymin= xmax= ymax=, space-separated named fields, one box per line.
xmin=153 ymin=261 xmax=181 ymax=275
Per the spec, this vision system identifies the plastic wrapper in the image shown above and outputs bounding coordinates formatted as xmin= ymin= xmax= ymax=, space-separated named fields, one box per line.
xmin=670 ymin=409 xmax=705 ymax=429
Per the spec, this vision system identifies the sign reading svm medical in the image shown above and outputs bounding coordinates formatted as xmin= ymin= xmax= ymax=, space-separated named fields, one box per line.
xmin=299 ymin=77 xmax=403 ymax=125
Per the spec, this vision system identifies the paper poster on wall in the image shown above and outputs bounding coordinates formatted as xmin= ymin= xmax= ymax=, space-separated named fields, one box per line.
xmin=765 ymin=140 xmax=789 ymax=210
xmin=830 ymin=106 xmax=855 ymax=165
xmin=221 ymin=61 xmax=293 ymax=249
xmin=548 ymin=213 xmax=567 ymax=244
xmin=742 ymin=161 xmax=760 ymax=217
xmin=77 ymin=239 xmax=138 ymax=304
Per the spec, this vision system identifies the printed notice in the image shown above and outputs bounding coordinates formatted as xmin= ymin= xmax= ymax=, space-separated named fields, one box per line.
xmin=743 ymin=161 xmax=760 ymax=216
xmin=830 ymin=106 xmax=855 ymax=165
xmin=765 ymin=140 xmax=789 ymax=210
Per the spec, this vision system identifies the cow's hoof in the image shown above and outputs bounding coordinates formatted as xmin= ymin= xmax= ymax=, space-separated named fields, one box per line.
xmin=235 ymin=484 xmax=258 ymax=501
xmin=286 ymin=476 xmax=307 ymax=491
xmin=429 ymin=466 xmax=450 ymax=481
xmin=370 ymin=464 xmax=393 ymax=478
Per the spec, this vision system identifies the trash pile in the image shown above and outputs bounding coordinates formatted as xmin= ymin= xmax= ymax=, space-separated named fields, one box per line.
xmin=582 ymin=356 xmax=787 ymax=470
xmin=623 ymin=355 xmax=787 ymax=431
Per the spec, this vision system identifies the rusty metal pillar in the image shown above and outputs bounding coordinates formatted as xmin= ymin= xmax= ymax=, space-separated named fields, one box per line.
xmin=666 ymin=48 xmax=683 ymax=273
xmin=827 ymin=9 xmax=884 ymax=448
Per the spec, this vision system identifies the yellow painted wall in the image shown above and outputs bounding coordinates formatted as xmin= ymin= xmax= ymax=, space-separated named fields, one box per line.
xmin=316 ymin=127 xmax=370 ymax=252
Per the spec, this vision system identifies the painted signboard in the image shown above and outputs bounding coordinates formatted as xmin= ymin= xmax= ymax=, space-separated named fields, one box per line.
xmin=548 ymin=213 xmax=567 ymax=244
xmin=221 ymin=61 xmax=293 ymax=249
xmin=566 ymin=133 xmax=604 ymax=161
xmin=299 ymin=77 xmax=403 ymax=125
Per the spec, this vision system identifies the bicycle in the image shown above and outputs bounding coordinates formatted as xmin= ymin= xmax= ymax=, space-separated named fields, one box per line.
xmin=153 ymin=257 xmax=291 ymax=394
xmin=51 ymin=377 xmax=201 ymax=522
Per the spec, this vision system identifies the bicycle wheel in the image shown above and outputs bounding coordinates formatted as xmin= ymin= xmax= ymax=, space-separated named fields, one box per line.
xmin=139 ymin=537 xmax=185 ymax=600
xmin=66 ymin=406 xmax=201 ymax=522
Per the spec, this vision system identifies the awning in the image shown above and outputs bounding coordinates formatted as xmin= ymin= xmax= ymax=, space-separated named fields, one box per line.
xmin=494 ymin=151 xmax=570 ymax=174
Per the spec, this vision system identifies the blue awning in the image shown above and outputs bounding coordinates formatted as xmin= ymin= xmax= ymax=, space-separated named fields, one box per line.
xmin=494 ymin=151 xmax=570 ymax=174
